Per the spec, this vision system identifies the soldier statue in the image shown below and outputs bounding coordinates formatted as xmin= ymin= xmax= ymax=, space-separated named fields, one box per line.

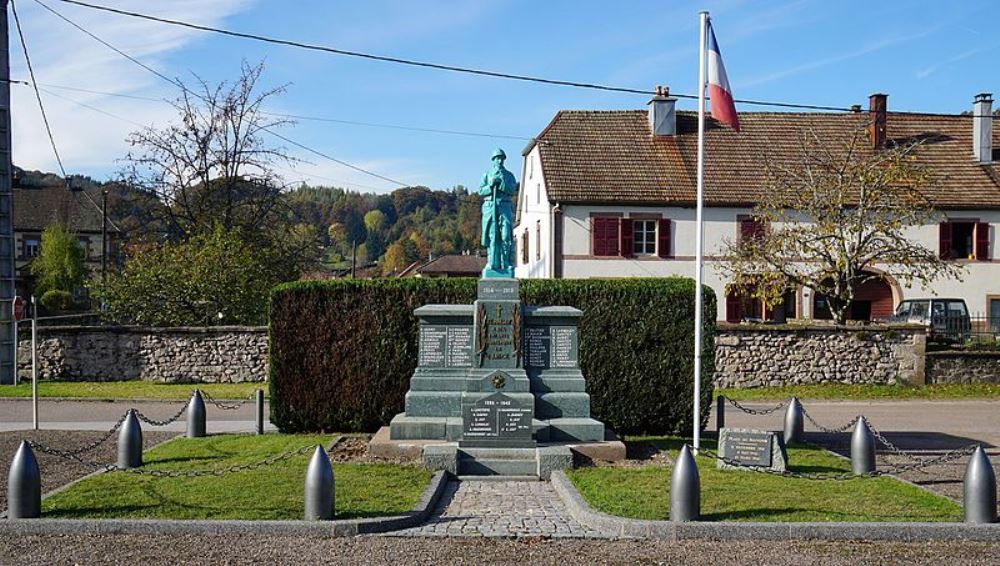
xmin=478 ymin=148 xmax=518 ymax=278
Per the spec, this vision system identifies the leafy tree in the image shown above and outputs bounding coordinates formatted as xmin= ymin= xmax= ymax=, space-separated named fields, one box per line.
xmin=96 ymin=227 xmax=290 ymax=326
xmin=31 ymin=222 xmax=87 ymax=298
xmin=717 ymin=125 xmax=964 ymax=324
xmin=363 ymin=209 xmax=387 ymax=234
xmin=381 ymin=242 xmax=408 ymax=276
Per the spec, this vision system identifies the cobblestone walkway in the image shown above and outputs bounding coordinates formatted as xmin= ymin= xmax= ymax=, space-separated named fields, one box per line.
xmin=393 ymin=479 xmax=608 ymax=538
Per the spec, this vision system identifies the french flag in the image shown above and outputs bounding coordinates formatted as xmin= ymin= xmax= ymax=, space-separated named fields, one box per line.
xmin=707 ymin=22 xmax=740 ymax=132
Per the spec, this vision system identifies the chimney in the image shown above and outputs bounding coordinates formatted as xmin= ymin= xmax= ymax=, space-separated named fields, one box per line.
xmin=973 ymin=93 xmax=993 ymax=164
xmin=648 ymin=85 xmax=677 ymax=136
xmin=869 ymin=93 xmax=887 ymax=150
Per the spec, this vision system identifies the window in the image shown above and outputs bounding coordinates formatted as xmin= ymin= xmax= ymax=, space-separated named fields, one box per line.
xmin=78 ymin=238 xmax=90 ymax=258
xmin=940 ymin=221 xmax=990 ymax=260
xmin=521 ymin=228 xmax=529 ymax=264
xmin=990 ymin=298 xmax=1000 ymax=333
xmin=592 ymin=217 xmax=620 ymax=256
xmin=633 ymin=220 xmax=656 ymax=255
xmin=23 ymin=236 xmax=40 ymax=258
xmin=535 ymin=221 xmax=541 ymax=260
xmin=536 ymin=183 xmax=540 ymax=205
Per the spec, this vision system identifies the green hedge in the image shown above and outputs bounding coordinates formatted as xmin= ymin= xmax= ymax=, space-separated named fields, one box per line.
xmin=269 ymin=277 xmax=715 ymax=436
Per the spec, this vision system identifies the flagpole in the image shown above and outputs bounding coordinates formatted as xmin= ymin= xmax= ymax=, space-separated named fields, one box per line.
xmin=693 ymin=10 xmax=708 ymax=453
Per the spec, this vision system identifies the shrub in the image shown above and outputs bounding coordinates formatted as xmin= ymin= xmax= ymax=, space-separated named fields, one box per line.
xmin=269 ymin=277 xmax=716 ymax=435
xmin=39 ymin=289 xmax=75 ymax=313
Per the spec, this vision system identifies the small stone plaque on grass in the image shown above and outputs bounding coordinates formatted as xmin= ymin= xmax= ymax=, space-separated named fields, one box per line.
xmin=717 ymin=428 xmax=787 ymax=472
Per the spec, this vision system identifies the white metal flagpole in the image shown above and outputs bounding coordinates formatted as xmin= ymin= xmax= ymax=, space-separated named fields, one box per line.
xmin=693 ymin=10 xmax=709 ymax=453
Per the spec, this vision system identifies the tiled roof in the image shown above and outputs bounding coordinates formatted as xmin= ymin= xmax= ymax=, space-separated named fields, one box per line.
xmin=535 ymin=110 xmax=1000 ymax=208
xmin=13 ymin=185 xmax=117 ymax=233
xmin=409 ymin=254 xmax=486 ymax=276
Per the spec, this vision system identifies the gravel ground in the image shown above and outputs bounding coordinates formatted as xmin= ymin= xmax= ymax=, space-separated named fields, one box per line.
xmin=1 ymin=535 xmax=998 ymax=565
xmin=0 ymin=429 xmax=176 ymax=513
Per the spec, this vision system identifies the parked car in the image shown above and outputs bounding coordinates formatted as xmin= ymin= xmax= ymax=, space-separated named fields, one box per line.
xmin=890 ymin=298 xmax=971 ymax=340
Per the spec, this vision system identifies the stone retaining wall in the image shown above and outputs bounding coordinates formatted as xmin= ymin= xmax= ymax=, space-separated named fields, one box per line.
xmin=17 ymin=326 xmax=268 ymax=383
xmin=925 ymin=352 xmax=1000 ymax=384
xmin=714 ymin=324 xmax=927 ymax=388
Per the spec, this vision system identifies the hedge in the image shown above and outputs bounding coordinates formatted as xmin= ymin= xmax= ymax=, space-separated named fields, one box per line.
xmin=269 ymin=277 xmax=716 ymax=436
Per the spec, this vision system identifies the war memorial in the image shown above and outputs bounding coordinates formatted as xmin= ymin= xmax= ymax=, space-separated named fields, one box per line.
xmin=377 ymin=149 xmax=621 ymax=477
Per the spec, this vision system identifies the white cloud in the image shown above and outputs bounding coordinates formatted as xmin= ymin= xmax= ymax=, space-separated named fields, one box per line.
xmin=9 ymin=0 xmax=253 ymax=176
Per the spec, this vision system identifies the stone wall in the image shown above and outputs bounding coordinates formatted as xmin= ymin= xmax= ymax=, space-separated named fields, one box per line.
xmin=17 ymin=326 xmax=268 ymax=383
xmin=926 ymin=352 xmax=1000 ymax=384
xmin=714 ymin=324 xmax=927 ymax=388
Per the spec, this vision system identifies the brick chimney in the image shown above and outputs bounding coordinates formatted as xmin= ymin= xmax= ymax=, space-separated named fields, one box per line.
xmin=973 ymin=93 xmax=993 ymax=164
xmin=648 ymin=85 xmax=677 ymax=136
xmin=869 ymin=93 xmax=887 ymax=150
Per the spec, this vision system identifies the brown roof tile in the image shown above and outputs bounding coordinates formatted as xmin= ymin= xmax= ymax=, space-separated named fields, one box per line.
xmin=536 ymin=110 xmax=1000 ymax=209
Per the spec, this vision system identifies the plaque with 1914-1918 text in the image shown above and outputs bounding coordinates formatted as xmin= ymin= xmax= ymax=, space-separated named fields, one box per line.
xmin=524 ymin=326 xmax=578 ymax=369
xmin=419 ymin=325 xmax=473 ymax=368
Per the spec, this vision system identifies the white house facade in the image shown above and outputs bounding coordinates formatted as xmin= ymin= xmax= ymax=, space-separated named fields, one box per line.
xmin=514 ymin=91 xmax=1000 ymax=323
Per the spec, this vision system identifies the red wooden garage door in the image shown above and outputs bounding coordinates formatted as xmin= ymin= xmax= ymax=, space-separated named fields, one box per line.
xmin=854 ymin=278 xmax=894 ymax=320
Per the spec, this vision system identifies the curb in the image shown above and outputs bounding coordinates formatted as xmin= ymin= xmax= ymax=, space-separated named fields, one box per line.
xmin=0 ymin=470 xmax=448 ymax=537
xmin=550 ymin=470 xmax=1000 ymax=541
xmin=0 ymin=397 xmax=266 ymax=404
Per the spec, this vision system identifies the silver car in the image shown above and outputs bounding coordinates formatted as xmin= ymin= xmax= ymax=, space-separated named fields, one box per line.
xmin=890 ymin=298 xmax=971 ymax=339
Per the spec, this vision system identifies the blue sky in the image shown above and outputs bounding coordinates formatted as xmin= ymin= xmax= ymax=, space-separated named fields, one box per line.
xmin=10 ymin=0 xmax=1000 ymax=193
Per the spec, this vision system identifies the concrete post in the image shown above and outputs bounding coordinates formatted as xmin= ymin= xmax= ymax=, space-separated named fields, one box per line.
xmin=964 ymin=446 xmax=997 ymax=523
xmin=7 ymin=440 xmax=40 ymax=518
xmin=304 ymin=445 xmax=334 ymax=520
xmin=670 ymin=444 xmax=700 ymax=522
xmin=186 ymin=389 xmax=206 ymax=438
xmin=255 ymin=388 xmax=264 ymax=435
xmin=118 ymin=409 xmax=143 ymax=469
xmin=716 ymin=395 xmax=725 ymax=431
xmin=783 ymin=397 xmax=804 ymax=445
xmin=851 ymin=417 xmax=876 ymax=475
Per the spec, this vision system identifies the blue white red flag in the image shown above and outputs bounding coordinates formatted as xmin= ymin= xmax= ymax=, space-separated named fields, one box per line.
xmin=707 ymin=22 xmax=739 ymax=132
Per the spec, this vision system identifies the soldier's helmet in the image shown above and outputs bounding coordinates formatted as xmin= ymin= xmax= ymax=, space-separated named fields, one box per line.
xmin=491 ymin=148 xmax=506 ymax=161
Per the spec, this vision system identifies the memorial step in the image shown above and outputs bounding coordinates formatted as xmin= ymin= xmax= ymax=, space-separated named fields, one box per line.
xmin=457 ymin=447 xmax=539 ymax=477
xmin=455 ymin=475 xmax=541 ymax=482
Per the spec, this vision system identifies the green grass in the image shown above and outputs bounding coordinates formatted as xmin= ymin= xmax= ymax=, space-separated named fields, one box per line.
xmin=42 ymin=434 xmax=432 ymax=520
xmin=568 ymin=438 xmax=961 ymax=522
xmin=718 ymin=383 xmax=1000 ymax=401
xmin=0 ymin=381 xmax=266 ymax=400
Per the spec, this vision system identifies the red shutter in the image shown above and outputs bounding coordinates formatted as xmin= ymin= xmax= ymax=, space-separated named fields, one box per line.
xmin=657 ymin=218 xmax=672 ymax=258
xmin=592 ymin=218 xmax=606 ymax=256
xmin=939 ymin=222 xmax=953 ymax=259
xmin=620 ymin=218 xmax=634 ymax=257
xmin=592 ymin=217 xmax=620 ymax=257
xmin=725 ymin=287 xmax=743 ymax=323
xmin=975 ymin=222 xmax=990 ymax=260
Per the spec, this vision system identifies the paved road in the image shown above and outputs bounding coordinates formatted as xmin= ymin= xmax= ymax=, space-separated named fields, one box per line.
xmin=0 ymin=398 xmax=275 ymax=433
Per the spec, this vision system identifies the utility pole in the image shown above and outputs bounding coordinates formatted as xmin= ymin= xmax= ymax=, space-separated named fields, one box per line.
xmin=0 ymin=1 xmax=16 ymax=385
xmin=101 ymin=189 xmax=108 ymax=281
xmin=350 ymin=239 xmax=357 ymax=278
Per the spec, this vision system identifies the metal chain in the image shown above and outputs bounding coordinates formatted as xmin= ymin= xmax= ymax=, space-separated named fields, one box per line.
xmin=199 ymin=389 xmax=251 ymax=411
xmin=134 ymin=402 xmax=189 ymax=427
xmin=696 ymin=446 xmax=882 ymax=481
xmin=109 ymin=444 xmax=316 ymax=477
xmin=861 ymin=417 xmax=980 ymax=470
xmin=801 ymin=407 xmax=860 ymax=434
xmin=28 ymin=411 xmax=129 ymax=458
xmin=724 ymin=397 xmax=787 ymax=416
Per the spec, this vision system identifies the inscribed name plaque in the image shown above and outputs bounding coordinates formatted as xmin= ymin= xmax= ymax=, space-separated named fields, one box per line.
xmin=461 ymin=392 xmax=533 ymax=447
xmin=418 ymin=325 xmax=474 ymax=368
xmin=717 ymin=428 xmax=787 ymax=472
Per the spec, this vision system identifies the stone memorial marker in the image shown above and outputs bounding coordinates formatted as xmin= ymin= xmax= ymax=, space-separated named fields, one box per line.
xmin=461 ymin=390 xmax=534 ymax=448
xmin=717 ymin=428 xmax=787 ymax=472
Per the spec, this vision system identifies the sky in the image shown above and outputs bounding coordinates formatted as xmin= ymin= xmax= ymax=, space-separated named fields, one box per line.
xmin=8 ymin=0 xmax=1000 ymax=193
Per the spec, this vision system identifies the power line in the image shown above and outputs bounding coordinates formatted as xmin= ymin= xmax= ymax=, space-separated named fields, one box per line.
xmin=11 ymin=0 xmax=68 ymax=179
xmin=265 ymin=129 xmax=408 ymax=188
xmin=37 ymin=86 xmax=146 ymax=127
xmin=264 ymin=112 xmax=532 ymax=141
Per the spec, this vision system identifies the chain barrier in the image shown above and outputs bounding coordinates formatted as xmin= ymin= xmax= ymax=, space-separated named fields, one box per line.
xmin=861 ymin=416 xmax=980 ymax=472
xmin=724 ymin=397 xmax=787 ymax=416
xmin=801 ymin=407 xmax=860 ymax=434
xmin=110 ymin=444 xmax=316 ymax=477
xmin=134 ymin=402 xmax=189 ymax=427
xmin=199 ymin=389 xmax=251 ymax=411
xmin=695 ymin=445 xmax=882 ymax=481
xmin=28 ymin=411 xmax=129 ymax=459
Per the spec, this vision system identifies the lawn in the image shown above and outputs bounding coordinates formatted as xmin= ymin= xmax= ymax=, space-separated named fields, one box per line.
xmin=718 ymin=383 xmax=1000 ymax=401
xmin=0 ymin=381 xmax=265 ymax=401
xmin=568 ymin=438 xmax=961 ymax=522
xmin=42 ymin=434 xmax=432 ymax=520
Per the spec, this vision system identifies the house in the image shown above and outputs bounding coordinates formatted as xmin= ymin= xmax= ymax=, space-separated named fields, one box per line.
xmin=400 ymin=253 xmax=487 ymax=278
xmin=12 ymin=176 xmax=119 ymax=299
xmin=514 ymin=90 xmax=1000 ymax=322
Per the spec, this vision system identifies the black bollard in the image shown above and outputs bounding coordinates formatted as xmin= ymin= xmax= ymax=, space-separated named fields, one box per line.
xmin=118 ymin=409 xmax=143 ymax=469
xmin=304 ymin=445 xmax=334 ymax=520
xmin=851 ymin=417 xmax=876 ymax=475
xmin=784 ymin=397 xmax=804 ymax=445
xmin=255 ymin=388 xmax=264 ymax=435
xmin=7 ymin=440 xmax=40 ymax=519
xmin=964 ymin=446 xmax=997 ymax=523
xmin=670 ymin=444 xmax=700 ymax=522
xmin=187 ymin=390 xmax=206 ymax=438
xmin=716 ymin=395 xmax=725 ymax=431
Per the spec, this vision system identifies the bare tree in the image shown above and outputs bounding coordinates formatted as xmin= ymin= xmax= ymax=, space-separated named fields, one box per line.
xmin=122 ymin=61 xmax=294 ymax=241
xmin=717 ymin=123 xmax=965 ymax=324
